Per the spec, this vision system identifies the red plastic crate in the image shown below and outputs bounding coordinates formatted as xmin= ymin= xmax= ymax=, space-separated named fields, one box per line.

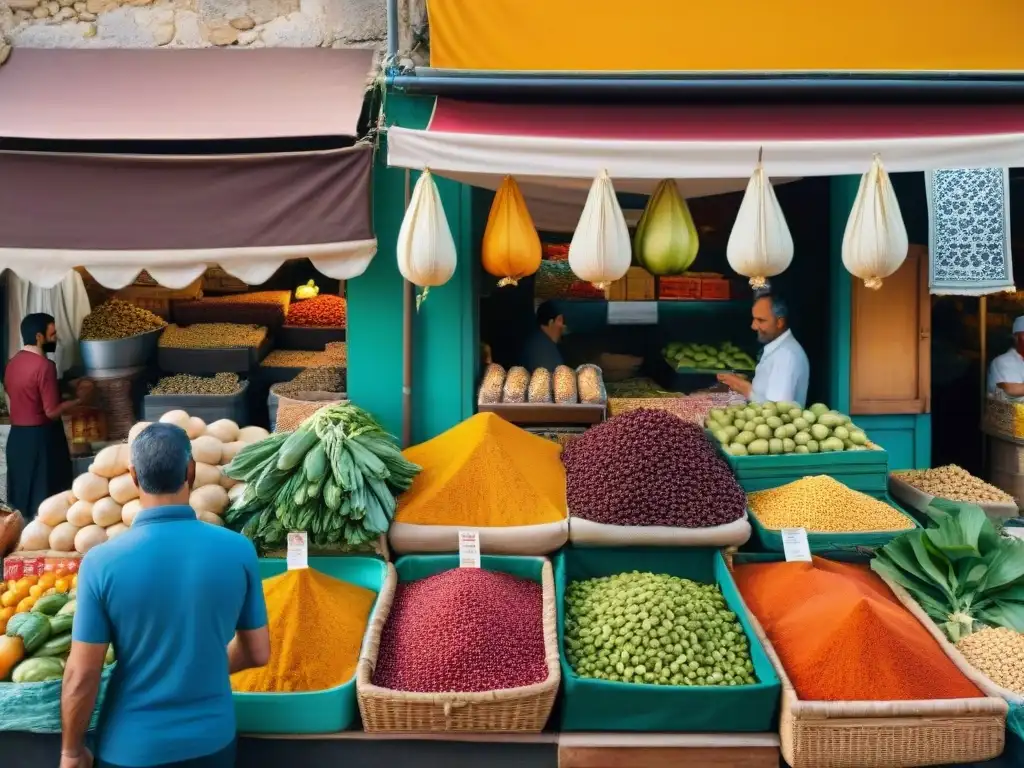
xmin=658 ymin=276 xmax=701 ymax=300
xmin=700 ymin=277 xmax=731 ymax=300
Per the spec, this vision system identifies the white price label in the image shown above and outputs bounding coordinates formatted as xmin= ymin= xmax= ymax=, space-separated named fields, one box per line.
xmin=286 ymin=531 xmax=309 ymax=570
xmin=607 ymin=301 xmax=658 ymax=326
xmin=458 ymin=530 xmax=481 ymax=568
xmin=781 ymin=528 xmax=812 ymax=562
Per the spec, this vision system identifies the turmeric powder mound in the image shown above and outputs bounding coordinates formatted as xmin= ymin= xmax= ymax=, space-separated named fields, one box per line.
xmin=396 ymin=412 xmax=567 ymax=527
xmin=231 ymin=568 xmax=375 ymax=693
xmin=734 ymin=558 xmax=984 ymax=702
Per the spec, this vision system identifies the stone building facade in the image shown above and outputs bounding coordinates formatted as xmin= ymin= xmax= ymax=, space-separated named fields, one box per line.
xmin=0 ymin=0 xmax=425 ymax=58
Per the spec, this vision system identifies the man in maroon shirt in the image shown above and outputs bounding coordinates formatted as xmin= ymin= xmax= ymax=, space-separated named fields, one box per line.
xmin=5 ymin=314 xmax=83 ymax=521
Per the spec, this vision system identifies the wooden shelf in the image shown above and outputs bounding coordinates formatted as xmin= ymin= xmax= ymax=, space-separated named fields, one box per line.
xmin=478 ymin=403 xmax=606 ymax=425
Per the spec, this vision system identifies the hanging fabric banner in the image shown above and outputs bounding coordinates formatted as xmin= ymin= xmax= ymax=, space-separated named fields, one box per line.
xmin=925 ymin=168 xmax=1015 ymax=296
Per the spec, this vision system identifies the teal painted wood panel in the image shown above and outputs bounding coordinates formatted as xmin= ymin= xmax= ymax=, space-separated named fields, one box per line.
xmin=348 ymin=92 xmax=478 ymax=445
xmin=854 ymin=413 xmax=931 ymax=470
xmin=828 ymin=176 xmax=858 ymax=414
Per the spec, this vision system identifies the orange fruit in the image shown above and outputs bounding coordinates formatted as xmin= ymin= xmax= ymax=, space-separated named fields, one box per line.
xmin=16 ymin=596 xmax=36 ymax=613
xmin=39 ymin=573 xmax=56 ymax=589
xmin=71 ymin=574 xmax=78 ymax=589
xmin=54 ymin=578 xmax=70 ymax=594
xmin=0 ymin=591 xmax=19 ymax=609
xmin=28 ymin=584 xmax=44 ymax=599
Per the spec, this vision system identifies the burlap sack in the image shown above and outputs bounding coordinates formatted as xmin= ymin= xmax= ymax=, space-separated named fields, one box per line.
xmin=273 ymin=394 xmax=345 ymax=433
xmin=0 ymin=506 xmax=26 ymax=558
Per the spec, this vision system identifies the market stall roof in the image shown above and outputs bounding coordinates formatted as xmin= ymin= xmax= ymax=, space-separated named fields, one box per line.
xmin=0 ymin=48 xmax=372 ymax=141
xmin=0 ymin=48 xmax=377 ymax=289
xmin=388 ymin=100 xmax=1024 ymax=188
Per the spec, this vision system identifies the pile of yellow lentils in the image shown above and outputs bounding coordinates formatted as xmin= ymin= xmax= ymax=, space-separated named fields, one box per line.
xmin=956 ymin=627 xmax=1024 ymax=695
xmin=748 ymin=475 xmax=915 ymax=533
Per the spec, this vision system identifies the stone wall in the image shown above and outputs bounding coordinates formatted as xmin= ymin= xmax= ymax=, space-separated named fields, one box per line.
xmin=0 ymin=0 xmax=393 ymax=51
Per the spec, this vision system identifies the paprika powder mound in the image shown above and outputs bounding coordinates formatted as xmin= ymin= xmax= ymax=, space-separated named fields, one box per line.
xmin=230 ymin=568 xmax=375 ymax=693
xmin=733 ymin=558 xmax=984 ymax=702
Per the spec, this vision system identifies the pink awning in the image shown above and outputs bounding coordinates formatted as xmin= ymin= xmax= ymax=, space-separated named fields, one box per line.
xmin=0 ymin=48 xmax=373 ymax=141
xmin=388 ymin=99 xmax=1024 ymax=185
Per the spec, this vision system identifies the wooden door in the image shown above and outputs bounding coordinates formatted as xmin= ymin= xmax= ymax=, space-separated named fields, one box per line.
xmin=850 ymin=245 xmax=931 ymax=414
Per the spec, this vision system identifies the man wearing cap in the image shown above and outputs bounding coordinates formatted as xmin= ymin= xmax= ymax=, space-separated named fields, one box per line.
xmin=988 ymin=316 xmax=1024 ymax=400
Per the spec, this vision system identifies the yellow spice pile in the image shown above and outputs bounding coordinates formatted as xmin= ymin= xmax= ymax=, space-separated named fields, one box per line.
xmin=748 ymin=475 xmax=915 ymax=533
xmin=956 ymin=627 xmax=1024 ymax=695
xmin=231 ymin=568 xmax=375 ymax=693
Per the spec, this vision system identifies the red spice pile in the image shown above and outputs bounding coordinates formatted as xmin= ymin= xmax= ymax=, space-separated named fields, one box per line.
xmin=373 ymin=568 xmax=547 ymax=693
xmin=287 ymin=295 xmax=347 ymax=328
xmin=733 ymin=558 xmax=984 ymax=702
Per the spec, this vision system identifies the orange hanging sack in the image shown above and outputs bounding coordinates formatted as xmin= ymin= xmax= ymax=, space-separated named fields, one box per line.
xmin=482 ymin=176 xmax=542 ymax=287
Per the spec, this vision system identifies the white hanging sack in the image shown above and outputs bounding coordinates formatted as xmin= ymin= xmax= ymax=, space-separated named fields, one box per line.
xmin=726 ymin=156 xmax=794 ymax=289
xmin=842 ymin=155 xmax=909 ymax=289
xmin=569 ymin=170 xmax=632 ymax=289
xmin=396 ymin=169 xmax=457 ymax=287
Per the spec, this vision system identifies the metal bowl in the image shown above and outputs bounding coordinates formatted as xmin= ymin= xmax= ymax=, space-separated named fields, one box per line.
xmin=80 ymin=327 xmax=162 ymax=372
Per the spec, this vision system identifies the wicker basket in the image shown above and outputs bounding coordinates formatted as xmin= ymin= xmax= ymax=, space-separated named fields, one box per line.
xmin=881 ymin=575 xmax=1024 ymax=709
xmin=738 ymin=593 xmax=1007 ymax=767
xmin=356 ymin=560 xmax=561 ymax=733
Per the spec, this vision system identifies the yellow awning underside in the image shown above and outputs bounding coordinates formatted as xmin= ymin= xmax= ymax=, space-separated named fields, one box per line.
xmin=427 ymin=0 xmax=1024 ymax=73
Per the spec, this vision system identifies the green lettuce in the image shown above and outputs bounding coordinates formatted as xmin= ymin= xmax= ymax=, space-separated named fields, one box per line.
xmin=871 ymin=498 xmax=1024 ymax=642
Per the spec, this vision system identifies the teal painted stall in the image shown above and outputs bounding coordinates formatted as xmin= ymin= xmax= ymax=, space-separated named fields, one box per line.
xmin=353 ymin=90 xmax=931 ymax=470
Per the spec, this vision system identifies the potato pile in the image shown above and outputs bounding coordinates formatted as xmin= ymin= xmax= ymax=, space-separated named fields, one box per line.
xmin=894 ymin=465 xmax=1015 ymax=505
xmin=18 ymin=411 xmax=270 ymax=554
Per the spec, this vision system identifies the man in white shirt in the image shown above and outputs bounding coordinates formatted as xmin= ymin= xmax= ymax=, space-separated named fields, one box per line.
xmin=987 ymin=316 xmax=1024 ymax=400
xmin=718 ymin=293 xmax=810 ymax=407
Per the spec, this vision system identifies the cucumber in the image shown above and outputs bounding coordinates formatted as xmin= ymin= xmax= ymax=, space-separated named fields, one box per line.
xmin=32 ymin=632 xmax=72 ymax=658
xmin=32 ymin=594 xmax=69 ymax=617
xmin=12 ymin=656 xmax=64 ymax=683
xmin=49 ymin=614 xmax=74 ymax=635
xmin=276 ymin=428 xmax=319 ymax=471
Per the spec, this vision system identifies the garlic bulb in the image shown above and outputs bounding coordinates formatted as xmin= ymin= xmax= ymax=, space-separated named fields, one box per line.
xmin=396 ymin=169 xmax=457 ymax=288
xmin=569 ymin=171 xmax=631 ymax=289
xmin=634 ymin=179 xmax=699 ymax=276
xmin=482 ymin=176 xmax=542 ymax=287
xmin=842 ymin=155 xmax=908 ymax=290
xmin=726 ymin=160 xmax=794 ymax=289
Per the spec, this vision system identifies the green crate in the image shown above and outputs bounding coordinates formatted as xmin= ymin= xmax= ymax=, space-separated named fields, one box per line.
xmin=746 ymin=494 xmax=920 ymax=555
xmin=233 ymin=556 xmax=388 ymax=734
xmin=708 ymin=429 xmax=888 ymax=472
xmin=737 ymin=471 xmax=889 ymax=495
xmin=555 ymin=547 xmax=780 ymax=732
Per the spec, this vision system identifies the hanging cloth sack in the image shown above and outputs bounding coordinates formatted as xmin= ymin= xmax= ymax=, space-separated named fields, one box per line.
xmin=569 ymin=171 xmax=632 ymax=289
xmin=842 ymin=154 xmax=909 ymax=289
xmin=634 ymin=179 xmax=700 ymax=276
xmin=482 ymin=176 xmax=542 ymax=287
xmin=726 ymin=156 xmax=794 ymax=289
xmin=396 ymin=169 xmax=458 ymax=288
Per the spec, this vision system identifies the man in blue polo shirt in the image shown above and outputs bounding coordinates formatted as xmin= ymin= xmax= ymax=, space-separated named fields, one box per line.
xmin=60 ymin=423 xmax=270 ymax=768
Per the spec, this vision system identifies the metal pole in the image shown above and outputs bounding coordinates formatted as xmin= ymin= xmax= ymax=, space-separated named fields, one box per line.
xmin=386 ymin=0 xmax=398 ymax=68
xmin=980 ymin=295 xmax=988 ymax=473
xmin=402 ymin=169 xmax=413 ymax=448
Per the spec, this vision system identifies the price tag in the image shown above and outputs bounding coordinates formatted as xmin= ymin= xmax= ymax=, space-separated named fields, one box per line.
xmin=607 ymin=301 xmax=658 ymax=326
xmin=781 ymin=528 xmax=812 ymax=562
xmin=286 ymin=531 xmax=309 ymax=570
xmin=458 ymin=530 xmax=481 ymax=568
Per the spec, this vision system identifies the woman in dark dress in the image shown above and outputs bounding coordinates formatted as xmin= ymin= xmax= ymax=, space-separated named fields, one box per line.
xmin=4 ymin=313 xmax=83 ymax=521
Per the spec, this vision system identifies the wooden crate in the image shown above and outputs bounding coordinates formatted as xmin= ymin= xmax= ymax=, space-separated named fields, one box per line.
xmin=606 ymin=267 xmax=656 ymax=301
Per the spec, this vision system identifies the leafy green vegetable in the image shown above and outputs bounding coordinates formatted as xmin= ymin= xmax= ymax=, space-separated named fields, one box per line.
xmin=871 ymin=499 xmax=1024 ymax=642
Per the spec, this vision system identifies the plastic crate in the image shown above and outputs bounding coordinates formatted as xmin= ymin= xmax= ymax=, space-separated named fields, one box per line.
xmin=233 ymin=556 xmax=390 ymax=734
xmin=143 ymin=382 xmax=249 ymax=426
xmin=555 ymin=547 xmax=780 ymax=732
xmin=746 ymin=493 xmax=920 ymax=555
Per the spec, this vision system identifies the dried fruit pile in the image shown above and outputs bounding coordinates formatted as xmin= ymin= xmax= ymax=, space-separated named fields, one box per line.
xmin=159 ymin=323 xmax=267 ymax=349
xmin=81 ymin=299 xmax=167 ymax=341
xmin=894 ymin=465 xmax=1015 ymax=505
xmin=287 ymin=295 xmax=347 ymax=327
xmin=562 ymin=410 xmax=746 ymax=527
xmin=261 ymin=343 xmax=347 ymax=369
xmin=150 ymin=373 xmax=243 ymax=396
xmin=372 ymin=568 xmax=547 ymax=693
xmin=271 ymin=367 xmax=346 ymax=397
